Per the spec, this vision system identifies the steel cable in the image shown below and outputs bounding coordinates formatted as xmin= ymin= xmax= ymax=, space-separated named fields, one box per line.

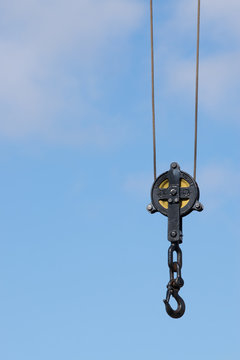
xmin=150 ymin=0 xmax=201 ymax=181
xmin=150 ymin=0 xmax=157 ymax=181
xmin=194 ymin=0 xmax=201 ymax=180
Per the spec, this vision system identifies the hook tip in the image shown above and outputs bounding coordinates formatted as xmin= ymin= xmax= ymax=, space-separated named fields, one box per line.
xmin=163 ymin=293 xmax=185 ymax=319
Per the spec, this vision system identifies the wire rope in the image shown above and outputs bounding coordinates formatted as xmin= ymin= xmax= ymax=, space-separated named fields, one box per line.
xmin=149 ymin=0 xmax=201 ymax=181
xmin=150 ymin=0 xmax=157 ymax=181
xmin=194 ymin=0 xmax=201 ymax=180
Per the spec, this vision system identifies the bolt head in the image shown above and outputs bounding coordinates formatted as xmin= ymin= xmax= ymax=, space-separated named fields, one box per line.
xmin=171 ymin=231 xmax=177 ymax=238
xmin=170 ymin=189 xmax=177 ymax=196
xmin=195 ymin=202 xmax=204 ymax=211
xmin=168 ymin=198 xmax=173 ymax=204
xmin=174 ymin=198 xmax=179 ymax=203
xmin=171 ymin=162 xmax=177 ymax=169
xmin=147 ymin=204 xmax=153 ymax=212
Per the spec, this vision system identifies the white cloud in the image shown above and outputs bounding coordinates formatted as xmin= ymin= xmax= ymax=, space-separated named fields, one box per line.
xmin=166 ymin=53 xmax=240 ymax=118
xmin=156 ymin=0 xmax=240 ymax=124
xmin=0 ymin=0 xmax=145 ymax=143
xmin=198 ymin=162 xmax=240 ymax=210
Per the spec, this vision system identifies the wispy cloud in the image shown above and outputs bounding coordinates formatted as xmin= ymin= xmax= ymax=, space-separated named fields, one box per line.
xmin=155 ymin=0 xmax=240 ymax=124
xmin=0 ymin=0 xmax=145 ymax=143
xmin=198 ymin=161 xmax=240 ymax=210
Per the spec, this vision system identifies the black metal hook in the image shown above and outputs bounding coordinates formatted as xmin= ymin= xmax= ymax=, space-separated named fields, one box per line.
xmin=163 ymin=288 xmax=185 ymax=319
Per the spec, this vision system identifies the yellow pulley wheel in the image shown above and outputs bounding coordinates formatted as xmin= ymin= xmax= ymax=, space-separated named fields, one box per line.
xmin=159 ymin=178 xmax=190 ymax=210
xmin=150 ymin=164 xmax=201 ymax=217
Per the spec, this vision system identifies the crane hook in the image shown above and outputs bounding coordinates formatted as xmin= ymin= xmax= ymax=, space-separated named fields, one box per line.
xmin=163 ymin=288 xmax=185 ymax=319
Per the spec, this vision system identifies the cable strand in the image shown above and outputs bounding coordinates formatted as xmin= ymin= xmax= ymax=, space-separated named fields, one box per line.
xmin=194 ymin=0 xmax=201 ymax=180
xmin=150 ymin=0 xmax=157 ymax=181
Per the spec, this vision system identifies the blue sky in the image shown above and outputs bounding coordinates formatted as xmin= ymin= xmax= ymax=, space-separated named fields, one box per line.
xmin=0 ymin=0 xmax=239 ymax=359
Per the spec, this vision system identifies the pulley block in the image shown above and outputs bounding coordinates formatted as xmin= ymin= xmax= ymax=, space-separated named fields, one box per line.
xmin=147 ymin=162 xmax=203 ymax=319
